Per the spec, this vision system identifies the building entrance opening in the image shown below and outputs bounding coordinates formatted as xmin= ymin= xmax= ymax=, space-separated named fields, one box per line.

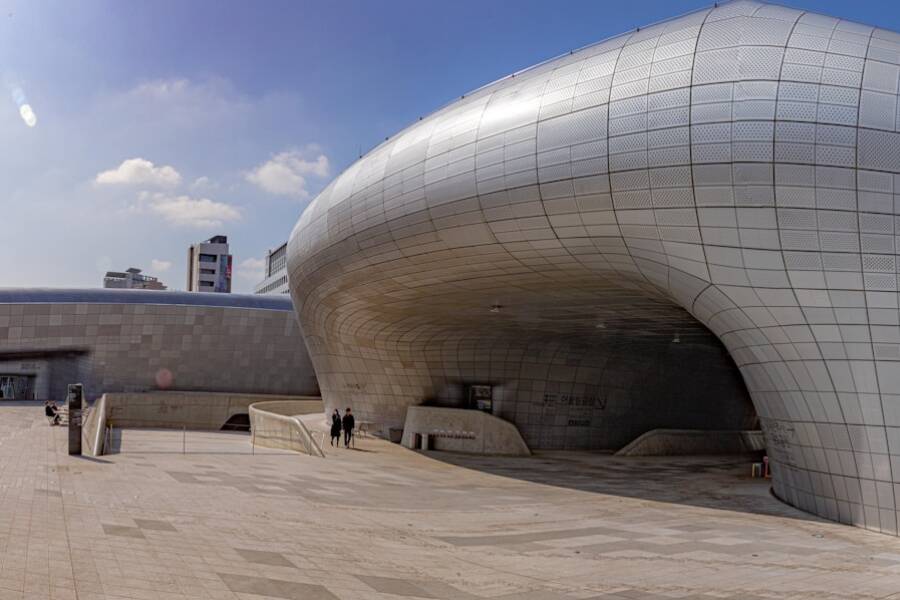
xmin=0 ymin=375 xmax=36 ymax=400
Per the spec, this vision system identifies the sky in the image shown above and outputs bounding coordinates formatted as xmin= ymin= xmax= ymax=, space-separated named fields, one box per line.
xmin=0 ymin=0 xmax=897 ymax=292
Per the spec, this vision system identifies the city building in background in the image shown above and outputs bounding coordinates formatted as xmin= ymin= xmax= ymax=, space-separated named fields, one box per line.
xmin=254 ymin=241 xmax=289 ymax=295
xmin=103 ymin=267 xmax=167 ymax=290
xmin=187 ymin=235 xmax=232 ymax=293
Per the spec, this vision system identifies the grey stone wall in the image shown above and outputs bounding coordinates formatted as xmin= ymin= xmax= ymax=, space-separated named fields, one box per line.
xmin=0 ymin=291 xmax=317 ymax=400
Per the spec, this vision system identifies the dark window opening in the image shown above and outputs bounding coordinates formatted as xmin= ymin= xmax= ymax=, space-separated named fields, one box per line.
xmin=221 ymin=413 xmax=250 ymax=431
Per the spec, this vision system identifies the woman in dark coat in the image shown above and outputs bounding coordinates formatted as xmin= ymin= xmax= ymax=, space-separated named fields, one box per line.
xmin=330 ymin=409 xmax=342 ymax=446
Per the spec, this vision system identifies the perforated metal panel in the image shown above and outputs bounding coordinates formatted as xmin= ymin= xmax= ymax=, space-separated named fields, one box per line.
xmin=289 ymin=1 xmax=900 ymax=536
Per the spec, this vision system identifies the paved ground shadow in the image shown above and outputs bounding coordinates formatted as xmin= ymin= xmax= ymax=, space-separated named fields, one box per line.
xmin=74 ymin=455 xmax=113 ymax=464
xmin=422 ymin=450 xmax=822 ymax=525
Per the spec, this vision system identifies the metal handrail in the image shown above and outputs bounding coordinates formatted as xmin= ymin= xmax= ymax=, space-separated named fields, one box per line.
xmin=289 ymin=416 xmax=325 ymax=458
xmin=247 ymin=401 xmax=326 ymax=458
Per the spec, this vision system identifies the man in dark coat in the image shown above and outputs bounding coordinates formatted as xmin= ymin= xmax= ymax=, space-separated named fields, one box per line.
xmin=341 ymin=408 xmax=355 ymax=448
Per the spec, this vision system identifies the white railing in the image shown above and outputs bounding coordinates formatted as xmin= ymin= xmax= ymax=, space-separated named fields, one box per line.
xmin=80 ymin=394 xmax=109 ymax=457
xmin=288 ymin=414 xmax=325 ymax=458
xmin=248 ymin=401 xmax=325 ymax=458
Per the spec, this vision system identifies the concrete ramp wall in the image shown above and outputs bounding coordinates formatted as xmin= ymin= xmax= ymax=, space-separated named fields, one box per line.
xmin=104 ymin=391 xmax=321 ymax=430
xmin=83 ymin=391 xmax=322 ymax=456
xmin=81 ymin=394 xmax=108 ymax=457
xmin=401 ymin=406 xmax=530 ymax=456
xmin=615 ymin=429 xmax=766 ymax=457
xmin=249 ymin=400 xmax=325 ymax=457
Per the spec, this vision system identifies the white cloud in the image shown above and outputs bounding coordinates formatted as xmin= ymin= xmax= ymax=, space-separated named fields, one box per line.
xmin=96 ymin=158 xmax=182 ymax=187
xmin=0 ymin=74 xmax=314 ymax=288
xmin=136 ymin=192 xmax=241 ymax=228
xmin=100 ymin=77 xmax=260 ymax=136
xmin=191 ymin=176 xmax=216 ymax=191
xmin=236 ymin=257 xmax=266 ymax=282
xmin=150 ymin=259 xmax=172 ymax=273
xmin=130 ymin=78 xmax=191 ymax=99
xmin=246 ymin=148 xmax=329 ymax=198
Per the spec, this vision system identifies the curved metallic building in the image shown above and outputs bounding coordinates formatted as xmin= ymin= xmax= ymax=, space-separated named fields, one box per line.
xmin=0 ymin=289 xmax=318 ymax=401
xmin=289 ymin=1 xmax=900 ymax=534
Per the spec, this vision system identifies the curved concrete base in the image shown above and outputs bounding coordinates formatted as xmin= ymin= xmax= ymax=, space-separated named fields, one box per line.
xmin=83 ymin=392 xmax=323 ymax=456
xmin=615 ymin=429 xmax=766 ymax=457
xmin=401 ymin=406 xmax=530 ymax=456
xmin=81 ymin=394 xmax=108 ymax=457
xmin=249 ymin=400 xmax=325 ymax=457
xmin=104 ymin=391 xmax=321 ymax=430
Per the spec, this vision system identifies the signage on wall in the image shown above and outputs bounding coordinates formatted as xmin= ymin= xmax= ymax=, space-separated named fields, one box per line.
xmin=467 ymin=384 xmax=493 ymax=413
xmin=542 ymin=393 xmax=607 ymax=410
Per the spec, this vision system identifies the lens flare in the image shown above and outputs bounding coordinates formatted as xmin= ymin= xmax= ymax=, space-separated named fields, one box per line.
xmin=155 ymin=368 xmax=174 ymax=389
xmin=18 ymin=103 xmax=36 ymax=127
xmin=7 ymin=82 xmax=37 ymax=128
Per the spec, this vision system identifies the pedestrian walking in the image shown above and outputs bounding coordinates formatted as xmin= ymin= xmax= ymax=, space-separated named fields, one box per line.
xmin=341 ymin=407 xmax=355 ymax=448
xmin=330 ymin=409 xmax=342 ymax=446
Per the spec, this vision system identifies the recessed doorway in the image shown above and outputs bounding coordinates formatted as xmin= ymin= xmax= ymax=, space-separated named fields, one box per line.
xmin=0 ymin=375 xmax=36 ymax=400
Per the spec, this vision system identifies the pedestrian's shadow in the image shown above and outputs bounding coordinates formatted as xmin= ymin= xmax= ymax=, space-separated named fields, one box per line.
xmin=74 ymin=455 xmax=113 ymax=464
xmin=330 ymin=445 xmax=376 ymax=453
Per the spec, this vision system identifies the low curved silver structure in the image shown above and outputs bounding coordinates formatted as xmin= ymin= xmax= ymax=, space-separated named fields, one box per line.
xmin=289 ymin=0 xmax=900 ymax=534
xmin=0 ymin=289 xmax=318 ymax=400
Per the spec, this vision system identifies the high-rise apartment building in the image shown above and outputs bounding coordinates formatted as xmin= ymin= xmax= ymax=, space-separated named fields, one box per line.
xmin=103 ymin=267 xmax=167 ymax=290
xmin=253 ymin=242 xmax=289 ymax=295
xmin=187 ymin=235 xmax=232 ymax=293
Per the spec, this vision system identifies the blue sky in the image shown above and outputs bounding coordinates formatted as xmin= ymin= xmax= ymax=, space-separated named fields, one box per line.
xmin=0 ymin=0 xmax=897 ymax=292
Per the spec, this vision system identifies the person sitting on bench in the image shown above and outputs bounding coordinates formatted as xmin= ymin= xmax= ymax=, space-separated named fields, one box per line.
xmin=44 ymin=401 xmax=60 ymax=426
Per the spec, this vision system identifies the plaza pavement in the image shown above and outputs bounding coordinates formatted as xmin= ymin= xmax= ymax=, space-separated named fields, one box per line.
xmin=1 ymin=403 xmax=899 ymax=599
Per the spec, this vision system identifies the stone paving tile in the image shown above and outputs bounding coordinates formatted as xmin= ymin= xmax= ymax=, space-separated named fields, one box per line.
xmin=358 ymin=574 xmax=439 ymax=597
xmin=439 ymin=525 xmax=619 ymax=547
xmin=0 ymin=405 xmax=898 ymax=598
xmin=219 ymin=572 xmax=339 ymax=598
xmin=99 ymin=525 xmax=145 ymax=539
xmin=133 ymin=518 xmax=178 ymax=532
xmin=234 ymin=548 xmax=296 ymax=568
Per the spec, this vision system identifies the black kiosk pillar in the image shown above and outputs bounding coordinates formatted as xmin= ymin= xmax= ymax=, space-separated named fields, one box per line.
xmin=67 ymin=383 xmax=83 ymax=456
